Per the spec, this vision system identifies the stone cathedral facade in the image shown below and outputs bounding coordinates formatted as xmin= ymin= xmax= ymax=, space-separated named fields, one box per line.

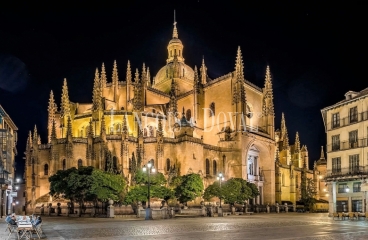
xmin=24 ymin=19 xmax=325 ymax=210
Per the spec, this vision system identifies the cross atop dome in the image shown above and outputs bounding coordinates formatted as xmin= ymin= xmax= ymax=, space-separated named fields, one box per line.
xmin=173 ymin=10 xmax=178 ymax=39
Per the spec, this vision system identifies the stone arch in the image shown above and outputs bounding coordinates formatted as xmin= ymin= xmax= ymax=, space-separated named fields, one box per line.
xmin=186 ymin=109 xmax=191 ymax=121
xmin=213 ymin=160 xmax=217 ymax=175
xmin=113 ymin=156 xmax=118 ymax=170
xmin=166 ymin=158 xmax=171 ymax=172
xmin=78 ymin=159 xmax=83 ymax=168
xmin=209 ymin=102 xmax=215 ymax=117
xmin=44 ymin=164 xmax=49 ymax=176
xmin=205 ymin=158 xmax=210 ymax=175
xmin=62 ymin=159 xmax=66 ymax=170
xmin=244 ymin=139 xmax=275 ymax=205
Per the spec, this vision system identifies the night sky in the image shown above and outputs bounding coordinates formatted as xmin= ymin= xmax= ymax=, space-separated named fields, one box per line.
xmin=0 ymin=2 xmax=365 ymax=178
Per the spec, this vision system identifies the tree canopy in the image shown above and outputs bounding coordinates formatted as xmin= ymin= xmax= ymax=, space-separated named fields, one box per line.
xmin=175 ymin=173 xmax=204 ymax=203
xmin=123 ymin=170 xmax=174 ymax=205
xmin=203 ymin=178 xmax=259 ymax=205
xmin=49 ymin=166 xmax=126 ymax=204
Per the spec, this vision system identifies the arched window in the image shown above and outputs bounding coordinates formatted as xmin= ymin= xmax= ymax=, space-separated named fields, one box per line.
xmin=205 ymin=159 xmax=210 ymax=175
xmin=170 ymin=50 xmax=172 ymax=57
xmin=186 ymin=109 xmax=191 ymax=121
xmin=129 ymin=158 xmax=132 ymax=173
xmin=150 ymin=159 xmax=155 ymax=167
xmin=179 ymin=50 xmax=181 ymax=56
xmin=166 ymin=159 xmax=171 ymax=171
xmin=144 ymin=128 xmax=147 ymax=137
xmin=62 ymin=159 xmax=66 ymax=170
xmin=182 ymin=68 xmax=184 ymax=77
xmin=78 ymin=159 xmax=83 ymax=168
xmin=44 ymin=164 xmax=49 ymax=176
xmin=113 ymin=156 xmax=117 ymax=170
xmin=213 ymin=160 xmax=217 ymax=175
xmin=116 ymin=124 xmax=121 ymax=133
xmin=149 ymin=126 xmax=154 ymax=137
xmin=222 ymin=155 xmax=226 ymax=172
xmin=174 ymin=49 xmax=177 ymax=55
xmin=209 ymin=102 xmax=215 ymax=117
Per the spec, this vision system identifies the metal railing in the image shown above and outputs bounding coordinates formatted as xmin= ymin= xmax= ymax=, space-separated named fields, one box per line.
xmin=328 ymin=111 xmax=368 ymax=130
xmin=327 ymin=138 xmax=368 ymax=152
xmin=326 ymin=166 xmax=368 ymax=178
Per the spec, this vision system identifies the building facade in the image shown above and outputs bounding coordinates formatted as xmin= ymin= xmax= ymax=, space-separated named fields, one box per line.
xmin=275 ymin=113 xmax=327 ymax=206
xmin=24 ymin=19 xmax=324 ymax=211
xmin=322 ymin=88 xmax=368 ymax=216
xmin=0 ymin=105 xmax=18 ymax=216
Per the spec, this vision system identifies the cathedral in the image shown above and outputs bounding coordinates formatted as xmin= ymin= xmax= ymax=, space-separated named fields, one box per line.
xmin=24 ymin=18 xmax=326 ymax=210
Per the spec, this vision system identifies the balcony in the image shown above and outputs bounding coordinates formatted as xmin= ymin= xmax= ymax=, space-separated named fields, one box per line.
xmin=327 ymin=138 xmax=368 ymax=152
xmin=328 ymin=111 xmax=368 ymax=131
xmin=326 ymin=166 xmax=368 ymax=180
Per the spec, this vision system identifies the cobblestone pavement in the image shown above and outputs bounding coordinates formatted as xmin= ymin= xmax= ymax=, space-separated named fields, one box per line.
xmin=1 ymin=213 xmax=368 ymax=240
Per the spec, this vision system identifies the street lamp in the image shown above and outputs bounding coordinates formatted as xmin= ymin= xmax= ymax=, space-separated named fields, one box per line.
xmin=346 ymin=186 xmax=350 ymax=193
xmin=217 ymin=172 xmax=225 ymax=217
xmin=142 ymin=160 xmax=156 ymax=220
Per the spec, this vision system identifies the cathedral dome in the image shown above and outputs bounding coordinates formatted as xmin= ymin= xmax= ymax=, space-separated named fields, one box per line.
xmin=155 ymin=62 xmax=194 ymax=85
xmin=169 ymin=38 xmax=182 ymax=45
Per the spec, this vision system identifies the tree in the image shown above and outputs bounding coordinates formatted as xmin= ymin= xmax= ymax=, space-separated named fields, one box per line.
xmin=203 ymin=178 xmax=259 ymax=205
xmin=175 ymin=173 xmax=204 ymax=204
xmin=203 ymin=181 xmax=221 ymax=201
xmin=49 ymin=166 xmax=126 ymax=216
xmin=301 ymin=178 xmax=317 ymax=211
xmin=124 ymin=170 xmax=174 ymax=205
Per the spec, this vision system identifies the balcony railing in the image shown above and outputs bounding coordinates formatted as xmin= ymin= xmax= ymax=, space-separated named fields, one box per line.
xmin=326 ymin=166 xmax=368 ymax=179
xmin=328 ymin=111 xmax=368 ymax=130
xmin=327 ymin=138 xmax=368 ymax=152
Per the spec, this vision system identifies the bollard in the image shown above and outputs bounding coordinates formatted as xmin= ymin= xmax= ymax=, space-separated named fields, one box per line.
xmin=266 ymin=204 xmax=270 ymax=213
xmin=276 ymin=203 xmax=279 ymax=213
xmin=285 ymin=203 xmax=288 ymax=213
xmin=293 ymin=204 xmax=296 ymax=213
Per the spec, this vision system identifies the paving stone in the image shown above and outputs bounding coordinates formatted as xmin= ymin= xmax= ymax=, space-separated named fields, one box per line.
xmin=1 ymin=213 xmax=368 ymax=240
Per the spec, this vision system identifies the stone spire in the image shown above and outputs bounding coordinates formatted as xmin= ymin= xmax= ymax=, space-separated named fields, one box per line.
xmin=194 ymin=65 xmax=200 ymax=93
xmin=61 ymin=78 xmax=70 ymax=117
xmin=262 ymin=65 xmax=274 ymax=116
xmin=320 ymin=146 xmax=325 ymax=159
xmin=281 ymin=113 xmax=286 ymax=141
xmin=126 ymin=60 xmax=132 ymax=84
xmin=133 ymin=69 xmax=143 ymax=111
xmin=48 ymin=90 xmax=57 ymax=143
xmin=147 ymin=67 xmax=151 ymax=87
xmin=235 ymin=46 xmax=244 ymax=81
xmin=92 ymin=68 xmax=102 ymax=111
xmin=27 ymin=131 xmax=32 ymax=150
xmin=173 ymin=10 xmax=178 ymax=38
xmin=141 ymin=63 xmax=147 ymax=86
xmin=112 ymin=60 xmax=119 ymax=87
xmin=233 ymin=47 xmax=246 ymax=106
xmin=33 ymin=125 xmax=38 ymax=143
xmin=283 ymin=128 xmax=289 ymax=150
xmin=200 ymin=56 xmax=207 ymax=85
xmin=294 ymin=131 xmax=300 ymax=153
xmin=101 ymin=62 xmax=107 ymax=88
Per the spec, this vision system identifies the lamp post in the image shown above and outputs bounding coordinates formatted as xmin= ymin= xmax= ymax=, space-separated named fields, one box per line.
xmin=217 ymin=172 xmax=225 ymax=217
xmin=143 ymin=160 xmax=155 ymax=220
